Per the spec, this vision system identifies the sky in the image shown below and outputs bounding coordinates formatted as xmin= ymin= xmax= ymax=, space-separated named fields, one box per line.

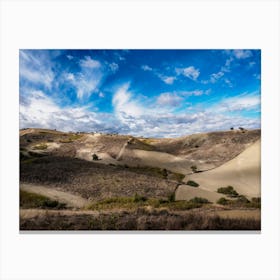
xmin=19 ymin=49 xmax=261 ymax=138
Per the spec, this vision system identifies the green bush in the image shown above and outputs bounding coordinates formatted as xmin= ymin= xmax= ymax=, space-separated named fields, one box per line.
xmin=217 ymin=197 xmax=229 ymax=205
xmin=133 ymin=193 xmax=147 ymax=203
xmin=251 ymin=197 xmax=261 ymax=203
xmin=92 ymin=154 xmax=99 ymax=160
xmin=162 ymin=168 xmax=168 ymax=178
xmin=189 ymin=197 xmax=210 ymax=204
xmin=191 ymin=165 xmax=198 ymax=173
xmin=168 ymin=192 xmax=175 ymax=202
xmin=217 ymin=186 xmax=239 ymax=197
xmin=186 ymin=180 xmax=199 ymax=187
xmin=236 ymin=195 xmax=250 ymax=203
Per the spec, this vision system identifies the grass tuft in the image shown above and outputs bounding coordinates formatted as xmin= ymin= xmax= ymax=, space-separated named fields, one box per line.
xmin=20 ymin=190 xmax=66 ymax=209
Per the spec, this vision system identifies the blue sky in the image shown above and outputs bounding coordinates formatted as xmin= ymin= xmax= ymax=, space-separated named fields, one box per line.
xmin=19 ymin=49 xmax=261 ymax=138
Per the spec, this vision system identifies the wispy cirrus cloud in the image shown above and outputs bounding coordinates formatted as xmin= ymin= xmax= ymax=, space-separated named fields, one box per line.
xmin=217 ymin=93 xmax=260 ymax=112
xmin=141 ymin=64 xmax=176 ymax=85
xmin=20 ymin=50 xmax=55 ymax=90
xmin=65 ymin=56 xmax=104 ymax=99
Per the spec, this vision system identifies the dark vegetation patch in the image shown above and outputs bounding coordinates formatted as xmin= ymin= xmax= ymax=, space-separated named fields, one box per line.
xmin=217 ymin=196 xmax=261 ymax=209
xmin=20 ymin=209 xmax=260 ymax=230
xmin=186 ymin=180 xmax=199 ymax=187
xmin=20 ymin=190 xmax=66 ymax=209
xmin=32 ymin=144 xmax=48 ymax=150
xmin=217 ymin=186 xmax=239 ymax=197
xmin=121 ymin=165 xmax=185 ymax=182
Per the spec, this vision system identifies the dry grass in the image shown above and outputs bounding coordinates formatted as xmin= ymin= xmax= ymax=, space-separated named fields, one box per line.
xmin=86 ymin=196 xmax=209 ymax=211
xmin=20 ymin=208 xmax=260 ymax=230
xmin=32 ymin=144 xmax=48 ymax=150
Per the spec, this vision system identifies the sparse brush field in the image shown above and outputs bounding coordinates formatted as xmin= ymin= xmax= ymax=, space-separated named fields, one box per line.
xmin=20 ymin=156 xmax=178 ymax=200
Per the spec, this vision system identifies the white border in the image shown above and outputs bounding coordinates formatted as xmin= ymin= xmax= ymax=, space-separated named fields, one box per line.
xmin=1 ymin=0 xmax=280 ymax=279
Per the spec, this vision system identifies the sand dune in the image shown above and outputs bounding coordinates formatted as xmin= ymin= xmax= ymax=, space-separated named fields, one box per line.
xmin=183 ymin=140 xmax=261 ymax=198
xmin=175 ymin=184 xmax=227 ymax=202
xmin=128 ymin=149 xmax=193 ymax=174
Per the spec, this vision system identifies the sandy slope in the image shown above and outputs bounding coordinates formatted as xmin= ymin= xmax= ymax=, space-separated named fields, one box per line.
xmin=21 ymin=183 xmax=89 ymax=208
xmin=183 ymin=140 xmax=261 ymax=198
xmin=175 ymin=184 xmax=227 ymax=202
xmin=127 ymin=149 xmax=193 ymax=174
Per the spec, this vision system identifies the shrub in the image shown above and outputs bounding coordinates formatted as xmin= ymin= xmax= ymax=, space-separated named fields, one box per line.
xmin=186 ymin=180 xmax=199 ymax=187
xmin=217 ymin=197 xmax=229 ymax=205
xmin=189 ymin=197 xmax=210 ymax=204
xmin=250 ymin=197 xmax=261 ymax=209
xmin=251 ymin=197 xmax=261 ymax=203
xmin=236 ymin=195 xmax=250 ymax=203
xmin=162 ymin=168 xmax=168 ymax=178
xmin=191 ymin=165 xmax=198 ymax=173
xmin=217 ymin=186 xmax=239 ymax=197
xmin=168 ymin=192 xmax=175 ymax=202
xmin=133 ymin=193 xmax=147 ymax=203
xmin=92 ymin=154 xmax=99 ymax=160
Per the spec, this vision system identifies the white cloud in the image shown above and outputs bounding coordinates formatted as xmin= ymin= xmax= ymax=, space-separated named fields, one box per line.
xmin=217 ymin=93 xmax=261 ymax=112
xmin=66 ymin=55 xmax=74 ymax=60
xmin=161 ymin=76 xmax=176 ymax=85
xmin=65 ymin=71 xmax=103 ymax=99
xmin=20 ymin=89 xmax=260 ymax=138
xmin=211 ymin=71 xmax=224 ymax=83
xmin=65 ymin=56 xmax=105 ymax=99
xmin=156 ymin=92 xmax=183 ymax=107
xmin=233 ymin=50 xmax=253 ymax=59
xmin=80 ymin=56 xmax=101 ymax=69
xmin=112 ymin=83 xmax=143 ymax=118
xmin=141 ymin=65 xmax=153 ymax=71
xmin=20 ymin=89 xmax=118 ymax=133
xmin=176 ymin=66 xmax=200 ymax=81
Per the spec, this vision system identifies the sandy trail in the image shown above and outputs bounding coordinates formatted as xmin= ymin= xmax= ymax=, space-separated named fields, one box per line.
xmin=20 ymin=183 xmax=89 ymax=208
xmin=116 ymin=141 xmax=128 ymax=160
xmin=184 ymin=140 xmax=261 ymax=198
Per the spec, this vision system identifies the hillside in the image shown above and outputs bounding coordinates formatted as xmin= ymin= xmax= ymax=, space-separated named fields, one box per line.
xmin=20 ymin=128 xmax=260 ymax=174
xmin=20 ymin=128 xmax=261 ymax=230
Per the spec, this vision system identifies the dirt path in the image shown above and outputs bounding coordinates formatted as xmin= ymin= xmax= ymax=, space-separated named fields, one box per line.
xmin=116 ymin=141 xmax=129 ymax=160
xmin=20 ymin=183 xmax=89 ymax=208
